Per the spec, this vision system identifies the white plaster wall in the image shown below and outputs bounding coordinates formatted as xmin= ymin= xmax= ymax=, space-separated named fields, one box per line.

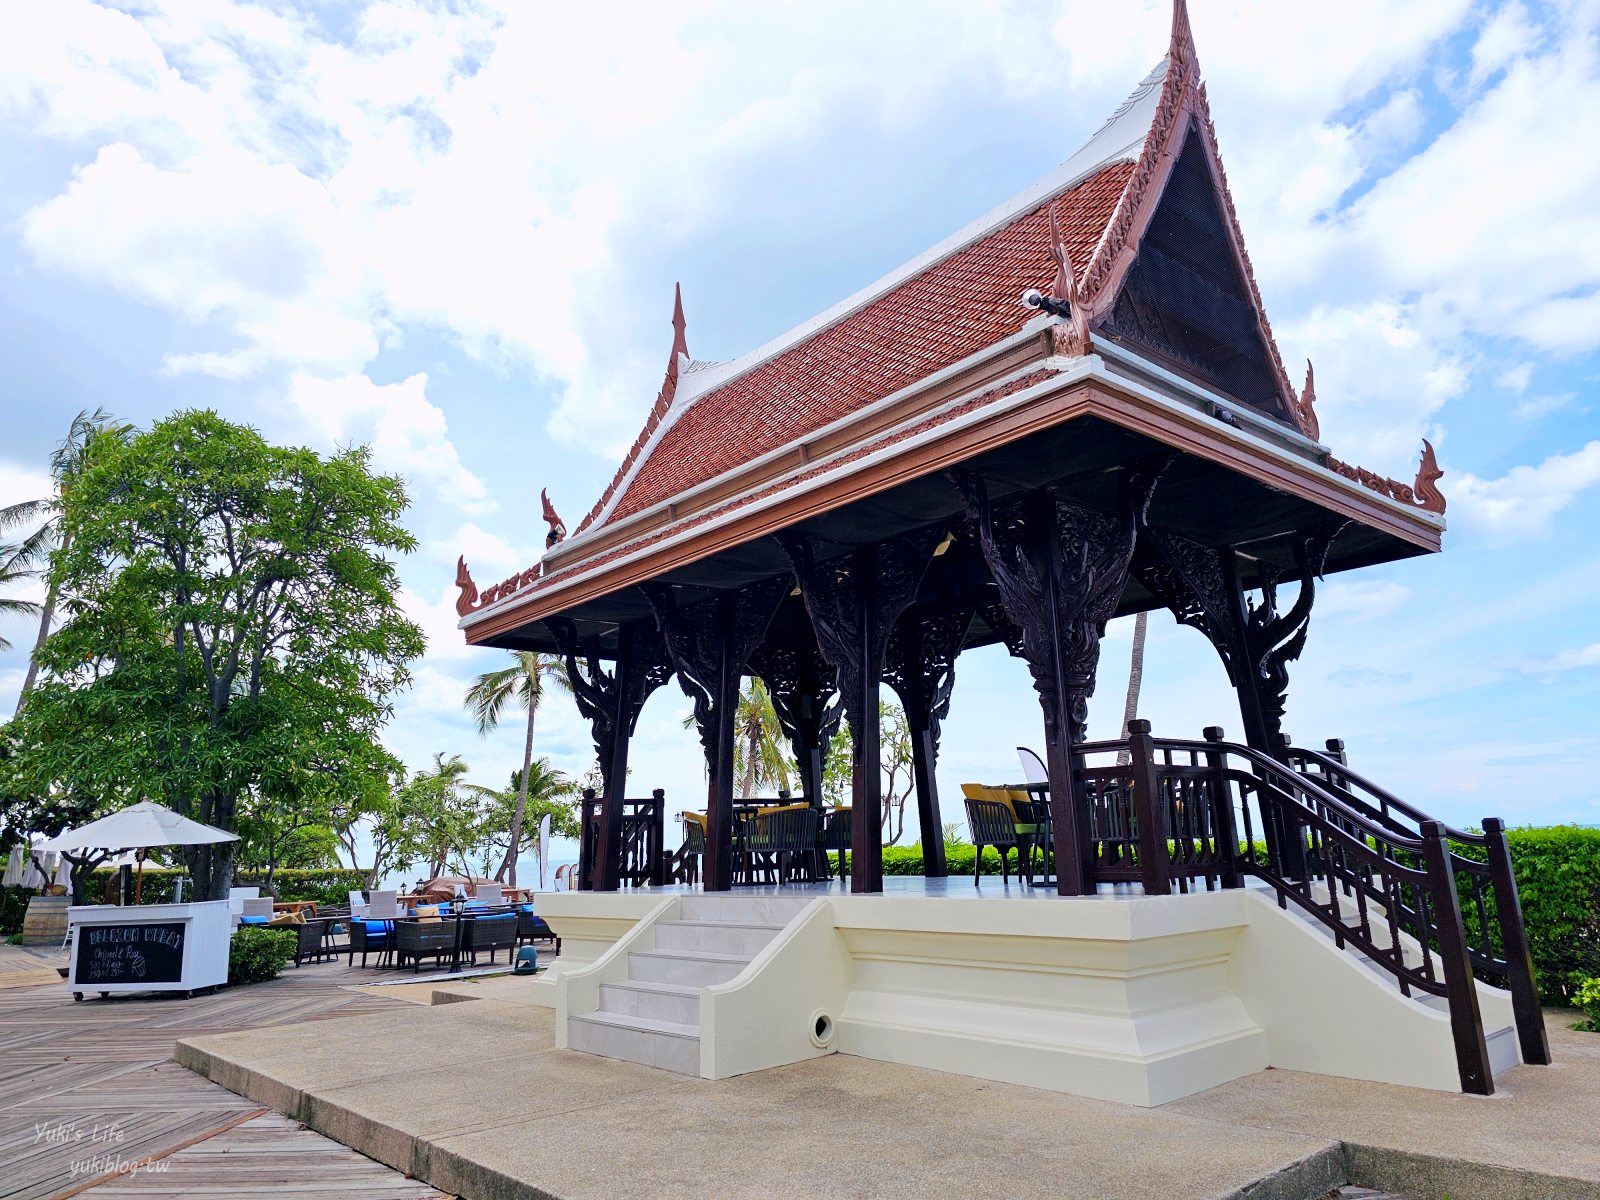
xmin=700 ymin=899 xmax=853 ymax=1079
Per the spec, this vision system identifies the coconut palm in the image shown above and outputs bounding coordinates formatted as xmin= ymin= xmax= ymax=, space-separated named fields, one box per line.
xmin=735 ymin=677 xmax=791 ymax=797
xmin=0 ymin=545 xmax=42 ymax=652
xmin=3 ymin=408 xmax=132 ymax=713
xmin=1116 ymin=609 xmax=1150 ymax=766
xmin=464 ymin=652 xmax=568 ymax=884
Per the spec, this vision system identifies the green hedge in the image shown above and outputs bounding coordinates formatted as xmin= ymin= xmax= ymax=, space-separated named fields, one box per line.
xmin=228 ymin=926 xmax=297 ymax=985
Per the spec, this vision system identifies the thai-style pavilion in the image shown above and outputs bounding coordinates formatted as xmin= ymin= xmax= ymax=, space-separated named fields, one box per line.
xmin=457 ymin=1 xmax=1546 ymax=1097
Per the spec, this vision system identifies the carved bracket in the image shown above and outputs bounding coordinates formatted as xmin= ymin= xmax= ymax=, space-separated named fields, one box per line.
xmin=644 ymin=578 xmax=787 ymax=767
xmin=547 ymin=615 xmax=671 ymax=779
xmin=1241 ymin=525 xmax=1343 ymax=737
xmin=956 ymin=461 xmax=1164 ymax=741
xmin=1133 ymin=528 xmax=1238 ymax=684
xmin=749 ymin=636 xmax=843 ymax=760
xmin=777 ymin=530 xmax=942 ymax=731
xmin=883 ymin=607 xmax=975 ymax=759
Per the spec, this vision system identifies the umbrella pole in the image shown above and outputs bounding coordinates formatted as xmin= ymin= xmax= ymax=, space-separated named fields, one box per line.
xmin=135 ymin=849 xmax=145 ymax=905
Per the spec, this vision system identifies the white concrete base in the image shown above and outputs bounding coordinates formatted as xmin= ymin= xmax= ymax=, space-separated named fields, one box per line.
xmin=542 ymin=886 xmax=1520 ymax=1105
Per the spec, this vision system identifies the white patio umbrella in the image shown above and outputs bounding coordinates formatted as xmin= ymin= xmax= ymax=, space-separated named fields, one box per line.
xmin=37 ymin=801 xmax=239 ymax=853
xmin=38 ymin=802 xmax=238 ymax=904
xmin=537 ymin=814 xmax=551 ymax=890
xmin=2 ymin=844 xmax=24 ymax=888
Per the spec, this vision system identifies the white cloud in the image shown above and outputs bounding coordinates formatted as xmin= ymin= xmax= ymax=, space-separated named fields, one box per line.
xmin=1515 ymin=643 xmax=1600 ymax=675
xmin=284 ymin=372 xmax=489 ymax=512
xmin=1511 ymin=392 xmax=1575 ymax=421
xmin=1451 ymin=440 xmax=1600 ymax=544
xmin=1318 ymin=580 xmax=1412 ymax=621
xmin=1496 ymin=362 xmax=1534 ymax=393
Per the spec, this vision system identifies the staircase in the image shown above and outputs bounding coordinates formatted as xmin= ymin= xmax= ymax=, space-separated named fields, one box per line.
xmin=564 ymin=896 xmax=812 ymax=1075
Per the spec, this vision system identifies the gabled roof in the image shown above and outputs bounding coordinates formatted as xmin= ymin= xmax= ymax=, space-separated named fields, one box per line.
xmin=570 ymin=0 xmax=1304 ymax=549
xmin=457 ymin=2 xmax=1443 ymax=638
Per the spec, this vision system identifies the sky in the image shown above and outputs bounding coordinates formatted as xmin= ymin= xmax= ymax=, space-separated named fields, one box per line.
xmin=0 ymin=0 xmax=1597 ymax=873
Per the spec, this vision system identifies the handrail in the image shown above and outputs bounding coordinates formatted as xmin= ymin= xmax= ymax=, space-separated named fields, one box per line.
xmin=1284 ymin=744 xmax=1483 ymax=844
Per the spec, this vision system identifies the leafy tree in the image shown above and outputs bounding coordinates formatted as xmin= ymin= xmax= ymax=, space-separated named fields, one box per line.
xmin=682 ymin=677 xmax=796 ymax=798
xmin=0 ymin=408 xmax=132 ymax=712
xmin=390 ymin=753 xmax=482 ymax=879
xmin=464 ymin=651 xmax=567 ymax=884
xmin=821 ymin=697 xmax=916 ymax=844
xmin=465 ymin=758 xmax=580 ymax=881
xmin=12 ymin=411 xmax=423 ymax=900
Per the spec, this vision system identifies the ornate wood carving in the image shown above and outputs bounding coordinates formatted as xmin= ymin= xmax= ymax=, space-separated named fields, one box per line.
xmin=980 ymin=600 xmax=1026 ymax=658
xmin=748 ymin=638 xmax=843 ymax=765
xmin=1047 ymin=205 xmax=1093 ymax=358
xmin=883 ymin=608 xmax=975 ymax=760
xmin=455 ymin=556 xmax=480 ymax=617
xmin=547 ymin=616 xmax=672 ymax=779
xmin=1240 ymin=527 xmax=1342 ymax=738
xmin=1326 ymin=440 xmax=1445 ymax=516
xmin=955 ymin=462 xmax=1165 ymax=742
xmin=1291 ymin=360 xmax=1321 ymax=442
xmin=1414 ymin=439 xmax=1446 ymax=515
xmin=1134 ymin=530 xmax=1238 ymax=684
xmin=643 ymin=578 xmax=787 ymax=767
xmin=541 ymin=488 xmax=567 ymax=547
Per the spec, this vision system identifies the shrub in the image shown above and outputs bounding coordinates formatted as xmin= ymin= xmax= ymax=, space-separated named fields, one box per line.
xmin=1499 ymin=826 xmax=1600 ymax=1006
xmin=228 ymin=926 xmax=297 ymax=986
xmin=1574 ymin=978 xmax=1600 ymax=1032
xmin=72 ymin=866 xmax=371 ymax=908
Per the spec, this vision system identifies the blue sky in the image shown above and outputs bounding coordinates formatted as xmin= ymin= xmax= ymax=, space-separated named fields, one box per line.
xmin=1 ymin=0 xmax=1597 ymax=865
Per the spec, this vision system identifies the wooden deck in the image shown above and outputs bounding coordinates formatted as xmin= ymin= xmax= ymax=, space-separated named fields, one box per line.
xmin=0 ymin=945 xmax=451 ymax=1200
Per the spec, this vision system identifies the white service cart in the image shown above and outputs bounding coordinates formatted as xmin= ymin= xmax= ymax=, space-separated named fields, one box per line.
xmin=67 ymin=900 xmax=233 ymax=1001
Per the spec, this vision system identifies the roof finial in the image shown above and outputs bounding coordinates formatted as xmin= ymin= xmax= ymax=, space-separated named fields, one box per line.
xmin=1291 ymin=359 xmax=1321 ymax=442
xmin=1048 ymin=205 xmax=1092 ymax=358
xmin=1413 ymin=439 xmax=1446 ymax=515
xmin=671 ymin=282 xmax=688 ymax=361
xmin=1170 ymin=0 xmax=1197 ymax=73
xmin=541 ymin=488 xmax=568 ymax=548
xmin=454 ymin=555 xmax=481 ymax=617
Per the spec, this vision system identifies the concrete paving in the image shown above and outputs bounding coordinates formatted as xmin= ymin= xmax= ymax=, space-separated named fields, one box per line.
xmin=176 ymin=1000 xmax=1600 ymax=1200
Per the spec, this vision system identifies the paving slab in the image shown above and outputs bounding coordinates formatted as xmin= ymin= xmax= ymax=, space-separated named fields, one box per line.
xmin=1165 ymin=1013 xmax=1600 ymax=1199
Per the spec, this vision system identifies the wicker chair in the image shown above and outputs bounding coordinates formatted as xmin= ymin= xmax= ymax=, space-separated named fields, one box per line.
xmin=293 ymin=918 xmax=332 ymax=967
xmin=962 ymin=785 xmax=1037 ymax=885
xmin=346 ymin=918 xmax=392 ymax=967
xmin=395 ymin=917 xmax=458 ymax=973
xmin=816 ymin=807 xmax=851 ymax=879
xmin=516 ymin=908 xmax=560 ymax=952
xmin=462 ymin=911 xmax=517 ymax=965
xmin=745 ymin=805 xmax=819 ymax=884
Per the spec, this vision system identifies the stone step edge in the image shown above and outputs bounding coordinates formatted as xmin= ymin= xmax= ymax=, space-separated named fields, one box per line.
xmin=601 ymin=979 xmax=701 ymax=997
xmin=571 ymin=1010 xmax=700 ymax=1040
xmin=629 ymin=948 xmax=753 ymax=964
xmin=655 ymin=919 xmax=788 ymax=931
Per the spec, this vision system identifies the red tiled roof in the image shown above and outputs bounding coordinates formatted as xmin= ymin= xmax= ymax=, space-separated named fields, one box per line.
xmin=590 ymin=160 xmax=1135 ymax=530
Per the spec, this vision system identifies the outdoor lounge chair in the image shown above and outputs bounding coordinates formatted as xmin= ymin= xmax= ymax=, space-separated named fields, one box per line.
xmin=516 ymin=907 xmax=559 ymax=951
xmin=238 ymin=897 xmax=275 ymax=926
xmin=745 ymin=804 xmax=819 ymax=884
xmin=961 ymin=785 xmax=1040 ymax=885
xmin=347 ymin=917 xmax=392 ymax=967
xmin=395 ymin=916 xmax=458 ymax=973
xmin=817 ymin=807 xmax=850 ymax=879
xmin=462 ymin=911 xmax=517 ymax=965
xmin=293 ymin=918 xmax=332 ymax=967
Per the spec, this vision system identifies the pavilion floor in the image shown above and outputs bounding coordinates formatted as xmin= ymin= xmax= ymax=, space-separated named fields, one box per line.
xmin=177 ymin=985 xmax=1600 ymax=1200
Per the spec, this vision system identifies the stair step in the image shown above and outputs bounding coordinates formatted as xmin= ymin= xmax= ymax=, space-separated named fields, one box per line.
xmin=599 ymin=979 xmax=701 ymax=1025
xmin=654 ymin=919 xmax=787 ymax=956
xmin=629 ymin=947 xmax=752 ymax=986
xmin=568 ymin=1009 xmax=701 ymax=1075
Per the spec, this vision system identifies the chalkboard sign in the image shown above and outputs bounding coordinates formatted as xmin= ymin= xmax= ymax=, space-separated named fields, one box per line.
xmin=74 ymin=921 xmax=186 ymax=986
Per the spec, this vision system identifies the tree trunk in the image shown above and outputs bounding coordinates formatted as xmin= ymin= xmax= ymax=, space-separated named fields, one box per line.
xmin=498 ymin=702 xmax=536 ymax=884
xmin=1116 ymin=610 xmax=1149 ymax=767
xmin=740 ymin=723 xmax=757 ymax=798
xmin=15 ymin=567 xmax=62 ymax=715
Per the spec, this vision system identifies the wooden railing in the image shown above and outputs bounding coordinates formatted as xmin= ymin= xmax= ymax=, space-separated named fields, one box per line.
xmin=579 ymin=790 xmax=668 ymax=889
xmin=1072 ymin=722 xmax=1548 ymax=1095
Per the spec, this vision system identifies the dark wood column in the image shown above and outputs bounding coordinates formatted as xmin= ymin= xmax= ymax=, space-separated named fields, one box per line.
xmin=780 ymin=531 xmax=940 ymax=893
xmin=957 ymin=462 xmax=1164 ymax=896
xmin=883 ymin=608 xmax=973 ymax=878
xmin=644 ymin=579 xmax=786 ymax=892
xmin=549 ymin=616 xmax=672 ymax=891
xmin=750 ymin=636 xmax=842 ymax=810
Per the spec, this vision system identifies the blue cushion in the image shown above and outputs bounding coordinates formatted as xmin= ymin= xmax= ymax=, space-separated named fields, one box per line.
xmin=519 ymin=903 xmax=535 ymax=913
xmin=464 ymin=901 xmax=487 ymax=910
xmin=361 ymin=920 xmax=391 ymax=935
xmin=239 ymin=915 xmax=269 ymax=926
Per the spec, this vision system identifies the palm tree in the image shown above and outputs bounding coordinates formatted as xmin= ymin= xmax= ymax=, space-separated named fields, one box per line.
xmin=3 ymin=408 xmax=132 ymax=713
xmin=0 ymin=545 xmax=42 ymax=652
xmin=681 ymin=677 xmax=794 ymax=797
xmin=464 ymin=652 xmax=568 ymax=884
xmin=1117 ymin=610 xmax=1150 ymax=766
xmin=735 ymin=678 xmax=791 ymax=797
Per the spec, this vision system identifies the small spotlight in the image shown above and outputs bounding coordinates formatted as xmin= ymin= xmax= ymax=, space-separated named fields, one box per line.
xmin=1020 ymin=288 xmax=1072 ymax=318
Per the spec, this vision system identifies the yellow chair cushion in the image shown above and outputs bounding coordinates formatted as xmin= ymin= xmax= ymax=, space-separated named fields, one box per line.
xmin=415 ymin=904 xmax=440 ymax=923
xmin=755 ymin=802 xmax=811 ymax=816
xmin=684 ymin=811 xmax=707 ymax=828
